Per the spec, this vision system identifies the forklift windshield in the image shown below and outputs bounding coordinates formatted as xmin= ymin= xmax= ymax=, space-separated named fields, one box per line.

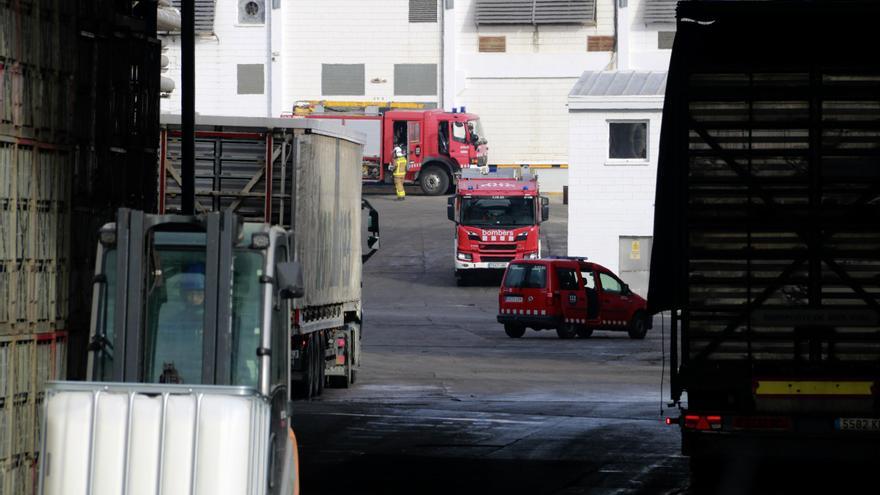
xmin=461 ymin=197 xmax=535 ymax=227
xmin=95 ymin=231 xmax=265 ymax=388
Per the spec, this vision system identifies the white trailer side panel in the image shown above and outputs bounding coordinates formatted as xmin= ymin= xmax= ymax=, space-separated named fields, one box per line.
xmin=291 ymin=133 xmax=363 ymax=310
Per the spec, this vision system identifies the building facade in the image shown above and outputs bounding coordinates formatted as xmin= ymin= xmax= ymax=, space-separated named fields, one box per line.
xmin=566 ymin=70 xmax=666 ymax=297
xmin=564 ymin=0 xmax=674 ymax=295
xmin=158 ymin=0 xmax=676 ymax=193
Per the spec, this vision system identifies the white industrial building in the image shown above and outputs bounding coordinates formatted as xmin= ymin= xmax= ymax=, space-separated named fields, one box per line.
xmin=566 ymin=70 xmax=666 ymax=298
xmin=158 ymin=0 xmax=677 ymax=193
xmin=560 ymin=0 xmax=674 ymax=297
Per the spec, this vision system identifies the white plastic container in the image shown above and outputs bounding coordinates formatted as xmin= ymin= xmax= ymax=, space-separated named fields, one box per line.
xmin=39 ymin=382 xmax=270 ymax=495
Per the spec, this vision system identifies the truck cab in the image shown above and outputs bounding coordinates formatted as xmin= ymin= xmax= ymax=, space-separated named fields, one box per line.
xmin=303 ymin=106 xmax=488 ymax=195
xmin=382 ymin=109 xmax=488 ymax=195
xmin=447 ymin=168 xmax=548 ymax=285
xmin=497 ymin=257 xmax=650 ymax=339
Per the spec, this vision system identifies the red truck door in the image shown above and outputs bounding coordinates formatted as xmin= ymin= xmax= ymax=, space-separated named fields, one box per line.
xmin=555 ymin=264 xmax=587 ymax=323
xmin=448 ymin=121 xmax=469 ymax=169
xmin=407 ymin=121 xmax=422 ymax=180
xmin=597 ymin=271 xmax=629 ymax=327
xmin=580 ymin=269 xmax=601 ymax=323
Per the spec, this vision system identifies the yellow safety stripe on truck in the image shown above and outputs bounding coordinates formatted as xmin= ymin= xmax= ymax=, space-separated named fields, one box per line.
xmin=755 ymin=380 xmax=874 ymax=396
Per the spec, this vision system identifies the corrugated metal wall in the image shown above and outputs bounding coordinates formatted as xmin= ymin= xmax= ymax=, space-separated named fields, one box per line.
xmin=1 ymin=0 xmax=160 ymax=491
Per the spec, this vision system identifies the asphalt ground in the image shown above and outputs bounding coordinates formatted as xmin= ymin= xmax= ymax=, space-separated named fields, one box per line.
xmin=291 ymin=186 xmax=877 ymax=495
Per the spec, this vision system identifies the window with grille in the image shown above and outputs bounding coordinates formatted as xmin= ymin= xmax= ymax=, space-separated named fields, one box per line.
xmin=410 ymin=0 xmax=438 ymax=22
xmin=475 ymin=0 xmax=596 ymax=25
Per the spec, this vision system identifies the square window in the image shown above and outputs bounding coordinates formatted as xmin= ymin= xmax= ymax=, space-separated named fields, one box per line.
xmin=237 ymin=64 xmax=264 ymax=95
xmin=321 ymin=64 xmax=366 ymax=96
xmin=658 ymin=31 xmax=676 ymax=49
xmin=608 ymin=121 xmax=648 ymax=161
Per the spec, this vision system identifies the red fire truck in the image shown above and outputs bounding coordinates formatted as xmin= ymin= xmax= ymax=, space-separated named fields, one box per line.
xmin=446 ymin=168 xmax=549 ymax=285
xmin=303 ymin=107 xmax=488 ymax=196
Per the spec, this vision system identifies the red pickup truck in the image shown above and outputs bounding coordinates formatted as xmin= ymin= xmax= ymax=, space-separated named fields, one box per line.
xmin=497 ymin=257 xmax=651 ymax=339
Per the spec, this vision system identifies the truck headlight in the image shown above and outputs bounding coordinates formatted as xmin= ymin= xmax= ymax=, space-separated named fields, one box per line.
xmin=457 ymin=252 xmax=473 ymax=261
xmin=515 ymin=232 xmax=528 ymax=241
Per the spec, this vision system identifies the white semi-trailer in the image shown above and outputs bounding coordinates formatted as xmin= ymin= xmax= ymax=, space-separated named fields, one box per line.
xmin=39 ymin=117 xmax=379 ymax=494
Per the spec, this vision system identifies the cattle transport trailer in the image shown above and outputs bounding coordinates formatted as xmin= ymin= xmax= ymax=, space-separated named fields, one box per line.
xmin=38 ymin=117 xmax=379 ymax=494
xmin=649 ymin=1 xmax=880 ymax=478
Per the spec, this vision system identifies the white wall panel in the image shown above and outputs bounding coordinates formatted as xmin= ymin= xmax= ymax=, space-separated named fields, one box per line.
xmin=284 ymin=0 xmax=441 ymax=104
xmin=567 ymin=109 xmax=661 ymax=273
xmin=459 ymin=78 xmax=575 ymax=165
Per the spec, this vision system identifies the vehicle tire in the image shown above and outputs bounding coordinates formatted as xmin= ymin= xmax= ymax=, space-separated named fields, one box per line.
xmin=419 ymin=166 xmax=450 ymax=196
xmin=350 ymin=369 xmax=358 ymax=384
xmin=556 ymin=323 xmax=577 ymax=339
xmin=576 ymin=327 xmax=594 ymax=338
xmin=317 ymin=335 xmax=326 ymax=396
xmin=627 ymin=313 xmax=649 ymax=339
xmin=456 ymin=271 xmax=470 ymax=287
xmin=291 ymin=340 xmax=311 ymax=399
xmin=308 ymin=341 xmax=318 ymax=398
xmin=504 ymin=324 xmax=526 ymax=338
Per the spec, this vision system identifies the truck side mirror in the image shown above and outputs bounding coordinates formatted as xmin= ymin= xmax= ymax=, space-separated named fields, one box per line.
xmin=276 ymin=261 xmax=304 ymax=299
xmin=367 ymin=208 xmax=380 ymax=236
xmin=447 ymin=197 xmax=456 ymax=222
xmin=540 ymin=196 xmax=550 ymax=222
xmin=362 ymin=199 xmax=380 ymax=263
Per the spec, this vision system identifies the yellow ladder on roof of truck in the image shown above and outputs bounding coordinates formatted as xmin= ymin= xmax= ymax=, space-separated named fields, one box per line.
xmin=293 ymin=100 xmax=429 ymax=115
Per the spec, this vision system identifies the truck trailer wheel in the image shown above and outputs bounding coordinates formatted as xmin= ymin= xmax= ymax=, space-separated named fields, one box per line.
xmin=576 ymin=327 xmax=594 ymax=338
xmin=419 ymin=166 xmax=450 ymax=196
xmin=317 ymin=334 xmax=326 ymax=396
xmin=556 ymin=324 xmax=577 ymax=339
xmin=504 ymin=324 xmax=526 ymax=338
xmin=627 ymin=313 xmax=649 ymax=340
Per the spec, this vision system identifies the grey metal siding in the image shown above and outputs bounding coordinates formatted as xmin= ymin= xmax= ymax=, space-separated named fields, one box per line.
xmin=643 ymin=0 xmax=677 ymax=24
xmin=658 ymin=31 xmax=675 ymax=49
xmin=321 ymin=64 xmax=366 ymax=96
xmin=475 ymin=0 xmax=596 ymax=25
xmin=410 ymin=0 xmax=438 ymax=22
xmin=394 ymin=64 xmax=438 ymax=96
xmin=172 ymin=0 xmax=216 ymax=33
xmin=237 ymin=64 xmax=265 ymax=94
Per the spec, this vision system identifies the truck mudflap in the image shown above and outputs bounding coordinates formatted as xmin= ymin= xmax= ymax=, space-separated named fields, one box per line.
xmin=40 ymin=382 xmax=275 ymax=495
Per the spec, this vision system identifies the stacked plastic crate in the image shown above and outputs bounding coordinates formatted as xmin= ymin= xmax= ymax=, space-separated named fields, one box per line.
xmin=0 ymin=0 xmax=75 ymax=492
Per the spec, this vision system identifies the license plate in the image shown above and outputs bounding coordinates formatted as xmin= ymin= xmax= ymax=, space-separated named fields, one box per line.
xmin=505 ymin=296 xmax=523 ymax=303
xmin=836 ymin=418 xmax=880 ymax=431
xmin=488 ymin=262 xmax=508 ymax=268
